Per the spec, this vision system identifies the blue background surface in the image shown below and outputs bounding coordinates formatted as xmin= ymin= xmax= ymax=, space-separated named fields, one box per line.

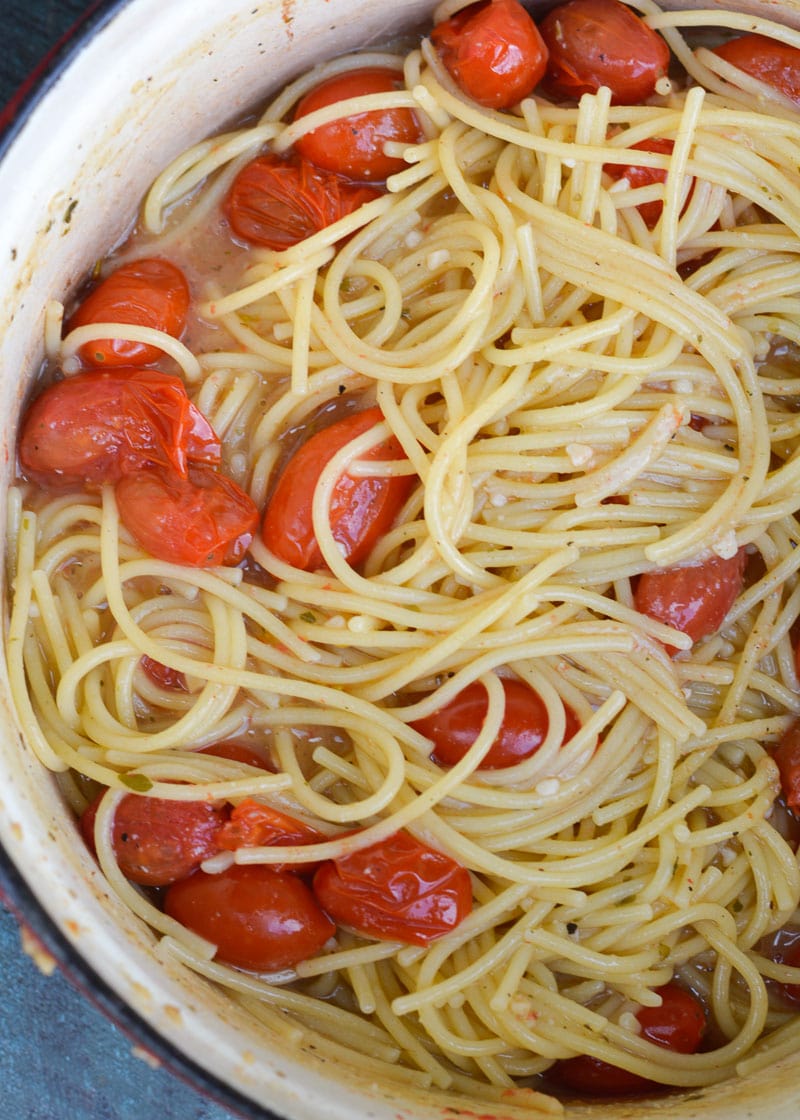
xmin=0 ymin=4 xmax=254 ymax=1118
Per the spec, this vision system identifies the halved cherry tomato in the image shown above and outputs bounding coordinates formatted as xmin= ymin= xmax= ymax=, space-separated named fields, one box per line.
xmin=80 ymin=791 xmax=225 ymax=887
xmin=294 ymin=68 xmax=423 ymax=181
xmin=313 ymin=830 xmax=472 ymax=946
xmin=140 ymin=655 xmax=189 ymax=694
xmin=18 ymin=369 xmax=221 ymax=490
xmin=410 ymin=676 xmax=581 ymax=770
xmin=430 ymin=0 xmax=549 ymax=110
xmin=115 ymin=464 xmax=259 ymax=567
xmin=633 ymin=549 xmax=746 ymax=647
xmin=224 ymin=154 xmax=380 ymax=250
xmin=165 ymin=864 xmax=335 ymax=971
xmin=261 ymin=406 xmax=413 ymax=571
xmin=605 ymin=138 xmax=679 ymax=229
xmin=217 ymin=798 xmax=326 ymax=874
xmin=539 ymin=0 xmax=670 ymax=105
xmin=773 ymin=718 xmax=800 ymax=813
xmin=712 ymin=34 xmax=800 ymax=106
xmin=69 ymin=258 xmax=190 ymax=368
xmin=552 ymin=984 xmax=706 ymax=1096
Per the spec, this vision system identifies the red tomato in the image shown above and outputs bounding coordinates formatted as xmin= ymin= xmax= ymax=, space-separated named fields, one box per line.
xmin=552 ymin=984 xmax=706 ymax=1096
xmin=140 ymin=655 xmax=188 ymax=693
xmin=294 ymin=68 xmax=423 ymax=181
xmin=539 ymin=0 xmax=670 ymax=105
xmin=605 ymin=138 xmax=678 ymax=229
xmin=430 ymin=0 xmax=549 ymax=110
xmin=410 ymin=677 xmax=581 ymax=770
xmin=198 ymin=742 xmax=275 ymax=770
xmin=713 ymin=34 xmax=800 ymax=106
xmin=18 ymin=369 xmax=221 ymax=490
xmin=217 ymin=799 xmax=326 ymax=851
xmin=224 ymin=154 xmax=380 ymax=250
xmin=217 ymin=799 xmax=326 ymax=874
xmin=164 ymin=864 xmax=335 ymax=971
xmin=261 ymin=406 xmax=413 ymax=571
xmin=313 ymin=830 xmax=472 ymax=946
xmin=69 ymin=258 xmax=190 ymax=368
xmin=115 ymin=464 xmax=259 ymax=567
xmin=633 ymin=549 xmax=746 ymax=647
xmin=773 ymin=718 xmax=800 ymax=813
xmin=80 ymin=791 xmax=225 ymax=887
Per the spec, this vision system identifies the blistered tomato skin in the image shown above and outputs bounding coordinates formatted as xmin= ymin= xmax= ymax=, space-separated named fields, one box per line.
xmin=313 ymin=831 xmax=472 ymax=946
xmin=430 ymin=0 xmax=549 ymax=110
xmin=261 ymin=406 xmax=413 ymax=571
xmin=410 ymin=677 xmax=581 ymax=770
xmin=633 ymin=549 xmax=746 ymax=647
xmin=552 ymin=984 xmax=706 ymax=1096
xmin=224 ymin=154 xmax=380 ymax=249
xmin=294 ymin=68 xmax=423 ymax=181
xmin=165 ymin=864 xmax=335 ymax=971
xmin=69 ymin=258 xmax=190 ymax=368
xmin=217 ymin=798 xmax=327 ymax=875
xmin=712 ymin=34 xmax=800 ymax=106
xmin=80 ymin=792 xmax=225 ymax=887
xmin=539 ymin=0 xmax=670 ymax=105
xmin=18 ymin=369 xmax=221 ymax=490
xmin=115 ymin=464 xmax=259 ymax=567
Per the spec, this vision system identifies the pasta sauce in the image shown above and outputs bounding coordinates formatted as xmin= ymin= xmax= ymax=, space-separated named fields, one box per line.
xmin=8 ymin=0 xmax=800 ymax=1109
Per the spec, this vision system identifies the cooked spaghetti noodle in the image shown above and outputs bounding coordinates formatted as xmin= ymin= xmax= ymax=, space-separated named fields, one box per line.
xmin=8 ymin=0 xmax=800 ymax=1110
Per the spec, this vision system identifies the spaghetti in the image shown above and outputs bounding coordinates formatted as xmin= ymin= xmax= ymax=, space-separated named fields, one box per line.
xmin=8 ymin=0 xmax=800 ymax=1109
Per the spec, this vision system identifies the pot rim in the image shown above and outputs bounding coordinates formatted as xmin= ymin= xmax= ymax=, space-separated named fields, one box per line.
xmin=0 ymin=1 xmax=117 ymax=151
xmin=0 ymin=834 xmax=277 ymax=1119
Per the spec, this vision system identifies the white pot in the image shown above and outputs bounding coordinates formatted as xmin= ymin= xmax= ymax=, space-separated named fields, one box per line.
xmin=2 ymin=1 xmax=800 ymax=1117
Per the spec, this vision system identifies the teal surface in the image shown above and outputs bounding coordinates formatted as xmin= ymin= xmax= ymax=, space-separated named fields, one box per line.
xmin=0 ymin=5 xmax=252 ymax=1118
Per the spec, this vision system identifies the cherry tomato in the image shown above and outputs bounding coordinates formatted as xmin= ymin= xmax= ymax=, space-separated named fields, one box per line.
xmin=539 ymin=0 xmax=670 ymax=105
xmin=224 ymin=154 xmax=380 ymax=250
xmin=552 ymin=984 xmax=706 ymax=1096
xmin=140 ymin=655 xmax=188 ymax=693
xmin=313 ymin=830 xmax=472 ymax=946
xmin=69 ymin=258 xmax=190 ymax=368
xmin=633 ymin=549 xmax=746 ymax=647
xmin=198 ymin=742 xmax=275 ymax=770
xmin=261 ymin=406 xmax=413 ymax=571
xmin=773 ymin=718 xmax=800 ymax=813
xmin=430 ymin=0 xmax=549 ymax=110
xmin=410 ymin=676 xmax=581 ymax=770
xmin=115 ymin=464 xmax=259 ymax=567
xmin=217 ymin=799 xmax=326 ymax=851
xmin=605 ymin=138 xmax=680 ymax=229
xmin=18 ymin=369 xmax=221 ymax=490
xmin=164 ymin=864 xmax=335 ymax=971
xmin=294 ymin=68 xmax=423 ymax=182
xmin=217 ymin=799 xmax=326 ymax=874
xmin=80 ymin=791 xmax=225 ymax=887
xmin=712 ymin=34 xmax=800 ymax=106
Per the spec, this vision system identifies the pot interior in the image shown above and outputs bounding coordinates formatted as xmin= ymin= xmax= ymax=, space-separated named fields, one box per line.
xmin=2 ymin=1 xmax=800 ymax=1118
